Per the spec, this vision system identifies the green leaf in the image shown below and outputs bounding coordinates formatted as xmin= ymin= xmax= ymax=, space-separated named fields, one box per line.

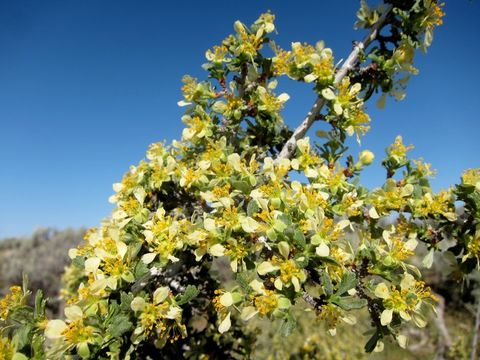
xmin=31 ymin=333 xmax=46 ymax=359
xmin=294 ymin=255 xmax=309 ymax=268
xmin=247 ymin=200 xmax=259 ymax=217
xmin=332 ymin=296 xmax=367 ymax=311
xmin=176 ymin=285 xmax=200 ymax=306
xmin=273 ymin=219 xmax=287 ymax=233
xmin=22 ymin=273 xmax=29 ymax=294
xmin=235 ymin=273 xmax=249 ymax=293
xmin=365 ymin=330 xmax=381 ymax=353
xmin=14 ymin=324 xmax=33 ymax=350
xmin=266 ymin=228 xmax=277 ymax=241
xmin=10 ymin=306 xmax=34 ymax=323
xmin=336 ymin=272 xmax=358 ymax=295
xmin=245 ymin=256 xmax=256 ymax=270
xmin=321 ymin=272 xmax=333 ymax=296
xmin=72 ymin=256 xmax=85 ymax=268
xmin=232 ymin=180 xmax=252 ymax=194
xmin=319 ymin=256 xmax=341 ymax=267
xmin=108 ymin=315 xmax=133 ymax=338
xmin=119 ymin=292 xmax=134 ymax=312
xmin=279 ymin=312 xmax=296 ymax=337
xmin=292 ymin=230 xmax=306 ymax=249
xmin=34 ymin=290 xmax=46 ymax=319
xmin=134 ymin=260 xmax=149 ymax=279
xmin=13 ymin=353 xmax=29 ymax=360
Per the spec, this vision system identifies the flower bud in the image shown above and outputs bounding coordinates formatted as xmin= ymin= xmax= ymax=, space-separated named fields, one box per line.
xmin=234 ymin=20 xmax=245 ymax=34
xmin=270 ymin=197 xmax=281 ymax=209
xmin=359 ymin=150 xmax=375 ymax=166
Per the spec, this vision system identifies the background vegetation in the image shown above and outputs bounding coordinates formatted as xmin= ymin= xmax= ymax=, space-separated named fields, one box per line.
xmin=0 ymin=228 xmax=84 ymax=316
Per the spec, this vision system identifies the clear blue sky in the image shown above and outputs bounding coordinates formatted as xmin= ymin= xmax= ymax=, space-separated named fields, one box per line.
xmin=0 ymin=1 xmax=478 ymax=237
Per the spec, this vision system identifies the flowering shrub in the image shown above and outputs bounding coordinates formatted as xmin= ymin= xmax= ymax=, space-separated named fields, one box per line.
xmin=1 ymin=1 xmax=479 ymax=359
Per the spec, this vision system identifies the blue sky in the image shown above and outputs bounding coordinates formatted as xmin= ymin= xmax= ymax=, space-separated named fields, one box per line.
xmin=0 ymin=1 xmax=478 ymax=237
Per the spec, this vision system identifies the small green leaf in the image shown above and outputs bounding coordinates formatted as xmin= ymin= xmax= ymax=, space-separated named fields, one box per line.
xmin=336 ymin=272 xmax=357 ymax=295
xmin=247 ymin=200 xmax=259 ymax=217
xmin=14 ymin=324 xmax=32 ymax=350
xmin=278 ymin=241 xmax=290 ymax=258
xmin=321 ymin=272 xmax=333 ymax=296
xmin=232 ymin=180 xmax=252 ymax=194
xmin=34 ymin=290 xmax=46 ymax=319
xmin=134 ymin=261 xmax=149 ymax=278
xmin=120 ymin=292 xmax=134 ymax=312
xmin=177 ymin=285 xmax=200 ymax=305
xmin=12 ymin=353 xmax=29 ymax=360
xmin=72 ymin=256 xmax=85 ymax=268
xmin=108 ymin=315 xmax=133 ymax=338
xmin=273 ymin=219 xmax=287 ymax=233
xmin=365 ymin=330 xmax=381 ymax=353
xmin=279 ymin=313 xmax=296 ymax=337
xmin=236 ymin=272 xmax=252 ymax=293
xmin=266 ymin=228 xmax=277 ymax=241
xmin=293 ymin=230 xmax=306 ymax=249
xmin=332 ymin=296 xmax=367 ymax=311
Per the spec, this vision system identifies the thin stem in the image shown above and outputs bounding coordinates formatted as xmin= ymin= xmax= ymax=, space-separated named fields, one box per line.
xmin=275 ymin=4 xmax=393 ymax=162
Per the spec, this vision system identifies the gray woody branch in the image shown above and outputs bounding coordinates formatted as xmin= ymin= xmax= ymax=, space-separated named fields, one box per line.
xmin=275 ymin=4 xmax=393 ymax=162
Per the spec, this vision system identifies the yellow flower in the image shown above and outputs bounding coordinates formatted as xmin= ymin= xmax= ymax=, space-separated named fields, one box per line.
xmin=375 ymin=274 xmax=435 ymax=327
xmin=181 ymin=115 xmax=212 ymax=142
xmin=414 ymin=189 xmax=456 ymax=220
xmin=464 ymin=227 xmax=480 ymax=262
xmin=256 ymin=86 xmax=289 ymax=114
xmin=387 ymin=136 xmax=414 ymax=163
xmin=304 ymin=43 xmax=334 ymax=85
xmin=423 ymin=1 xmax=445 ymax=29
xmin=45 ymin=305 xmax=96 ymax=356
xmin=0 ymin=286 xmax=23 ymax=321
xmin=131 ymin=289 xmax=185 ymax=344
xmin=0 ymin=336 xmax=14 ymax=359
xmin=272 ymin=46 xmax=292 ymax=76
xmin=462 ymin=168 xmax=480 ymax=190
xmin=205 ymin=45 xmax=228 ymax=63
xmin=257 ymin=256 xmax=306 ymax=292
xmin=233 ymin=20 xmax=264 ymax=57
xmin=253 ymin=290 xmax=278 ymax=316
xmin=180 ymin=75 xmax=198 ymax=102
xmin=318 ymin=303 xmax=343 ymax=332
xmin=291 ymin=42 xmax=316 ymax=67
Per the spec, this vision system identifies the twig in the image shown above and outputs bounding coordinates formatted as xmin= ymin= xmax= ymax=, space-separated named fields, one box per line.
xmin=470 ymin=296 xmax=480 ymax=360
xmin=433 ymin=293 xmax=452 ymax=359
xmin=132 ymin=267 xmax=161 ymax=294
xmin=302 ymin=291 xmax=318 ymax=308
xmin=407 ymin=328 xmax=429 ymax=352
xmin=275 ymin=4 xmax=393 ymax=162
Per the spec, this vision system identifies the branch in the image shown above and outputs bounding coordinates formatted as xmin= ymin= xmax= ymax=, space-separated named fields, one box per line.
xmin=470 ymin=295 xmax=480 ymax=360
xmin=132 ymin=267 xmax=161 ymax=294
xmin=433 ymin=293 xmax=452 ymax=359
xmin=275 ymin=4 xmax=393 ymax=162
xmin=302 ymin=291 xmax=318 ymax=308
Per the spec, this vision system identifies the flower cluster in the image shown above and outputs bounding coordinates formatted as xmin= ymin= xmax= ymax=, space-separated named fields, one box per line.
xmin=1 ymin=2 xmax=475 ymax=359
